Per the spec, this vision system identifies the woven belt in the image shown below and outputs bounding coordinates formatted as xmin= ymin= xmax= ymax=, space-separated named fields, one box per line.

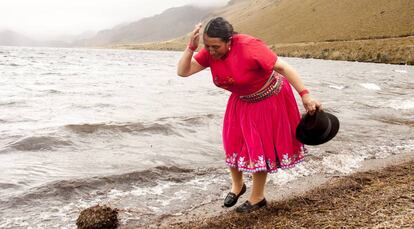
xmin=239 ymin=71 xmax=284 ymax=103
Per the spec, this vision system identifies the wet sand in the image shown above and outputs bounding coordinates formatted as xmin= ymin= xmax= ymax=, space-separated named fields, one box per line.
xmin=122 ymin=152 xmax=414 ymax=228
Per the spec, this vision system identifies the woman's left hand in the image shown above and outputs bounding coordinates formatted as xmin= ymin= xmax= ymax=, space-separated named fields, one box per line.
xmin=301 ymin=94 xmax=322 ymax=115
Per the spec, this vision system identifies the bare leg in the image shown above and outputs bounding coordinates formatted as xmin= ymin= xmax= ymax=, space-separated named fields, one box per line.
xmin=229 ymin=167 xmax=244 ymax=194
xmin=249 ymin=172 xmax=267 ymax=204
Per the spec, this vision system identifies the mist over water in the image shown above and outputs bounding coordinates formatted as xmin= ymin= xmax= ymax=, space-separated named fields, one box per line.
xmin=0 ymin=46 xmax=413 ymax=228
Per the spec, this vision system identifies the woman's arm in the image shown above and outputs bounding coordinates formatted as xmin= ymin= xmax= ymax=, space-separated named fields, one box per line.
xmin=177 ymin=23 xmax=206 ymax=77
xmin=177 ymin=52 xmax=205 ymax=77
xmin=274 ymin=58 xmax=321 ymax=114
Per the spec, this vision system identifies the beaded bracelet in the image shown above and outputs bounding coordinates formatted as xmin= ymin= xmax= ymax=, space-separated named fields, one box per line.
xmin=299 ymin=89 xmax=309 ymax=97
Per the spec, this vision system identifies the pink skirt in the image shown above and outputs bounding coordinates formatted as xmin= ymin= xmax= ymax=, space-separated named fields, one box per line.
xmin=223 ymin=77 xmax=306 ymax=173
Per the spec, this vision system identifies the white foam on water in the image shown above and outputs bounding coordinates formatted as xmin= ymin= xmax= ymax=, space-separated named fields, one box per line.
xmin=374 ymin=143 xmax=414 ymax=158
xmin=270 ymin=170 xmax=298 ymax=185
xmin=0 ymin=217 xmax=36 ymax=229
xmin=155 ymin=190 xmax=189 ymax=208
xmin=393 ymin=69 xmax=408 ymax=74
xmin=388 ymin=99 xmax=414 ymax=110
xmin=147 ymin=205 xmax=163 ymax=214
xmin=269 ymin=163 xmax=316 ymax=185
xmin=360 ymin=83 xmax=381 ymax=91
xmin=172 ymin=190 xmax=188 ymax=200
xmin=97 ymin=182 xmax=175 ymax=201
xmin=270 ymin=141 xmax=414 ymax=184
xmin=129 ymin=182 xmax=171 ymax=197
xmin=321 ymin=153 xmax=367 ymax=174
xmin=398 ymin=143 xmax=414 ymax=151
xmin=329 ymin=84 xmax=345 ymax=90
xmin=185 ymin=176 xmax=224 ymax=191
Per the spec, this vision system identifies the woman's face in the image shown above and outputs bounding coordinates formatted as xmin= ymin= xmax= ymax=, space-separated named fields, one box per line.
xmin=203 ymin=34 xmax=231 ymax=59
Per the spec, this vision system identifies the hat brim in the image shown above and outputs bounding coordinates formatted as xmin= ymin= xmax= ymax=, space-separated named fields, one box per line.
xmin=296 ymin=112 xmax=340 ymax=145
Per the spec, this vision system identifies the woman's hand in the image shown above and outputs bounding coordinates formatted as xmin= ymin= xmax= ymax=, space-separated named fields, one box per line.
xmin=301 ymin=94 xmax=322 ymax=115
xmin=177 ymin=23 xmax=206 ymax=77
xmin=188 ymin=23 xmax=202 ymax=50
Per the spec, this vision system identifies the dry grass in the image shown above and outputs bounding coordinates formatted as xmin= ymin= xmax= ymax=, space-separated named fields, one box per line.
xmin=113 ymin=0 xmax=414 ymax=65
xmin=173 ymin=160 xmax=414 ymax=228
xmin=224 ymin=0 xmax=414 ymax=44
xmin=273 ymin=36 xmax=414 ymax=65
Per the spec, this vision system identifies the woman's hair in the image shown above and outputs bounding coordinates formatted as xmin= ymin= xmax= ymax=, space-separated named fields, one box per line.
xmin=204 ymin=17 xmax=236 ymax=42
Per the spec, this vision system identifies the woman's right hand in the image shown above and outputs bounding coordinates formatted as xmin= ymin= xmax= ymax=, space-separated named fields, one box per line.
xmin=188 ymin=23 xmax=202 ymax=50
xmin=302 ymin=94 xmax=322 ymax=115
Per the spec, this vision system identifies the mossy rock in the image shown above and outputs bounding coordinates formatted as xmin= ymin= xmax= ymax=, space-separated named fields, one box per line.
xmin=76 ymin=205 xmax=119 ymax=229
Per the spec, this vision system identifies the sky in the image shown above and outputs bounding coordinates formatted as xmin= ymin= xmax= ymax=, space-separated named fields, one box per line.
xmin=0 ymin=0 xmax=229 ymax=40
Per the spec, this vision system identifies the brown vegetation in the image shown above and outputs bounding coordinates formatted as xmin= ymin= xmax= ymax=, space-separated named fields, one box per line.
xmin=222 ymin=0 xmax=414 ymax=44
xmin=273 ymin=36 xmax=414 ymax=65
xmin=76 ymin=205 xmax=119 ymax=229
xmin=173 ymin=160 xmax=414 ymax=228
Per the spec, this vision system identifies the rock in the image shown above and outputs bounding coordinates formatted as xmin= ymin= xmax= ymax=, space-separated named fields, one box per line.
xmin=76 ymin=204 xmax=119 ymax=229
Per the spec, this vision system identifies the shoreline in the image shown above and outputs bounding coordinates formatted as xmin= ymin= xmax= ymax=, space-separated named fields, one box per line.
xmin=121 ymin=152 xmax=414 ymax=228
xmin=112 ymin=36 xmax=414 ymax=65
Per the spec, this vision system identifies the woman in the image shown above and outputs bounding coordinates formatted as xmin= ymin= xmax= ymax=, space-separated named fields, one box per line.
xmin=177 ymin=17 xmax=321 ymax=213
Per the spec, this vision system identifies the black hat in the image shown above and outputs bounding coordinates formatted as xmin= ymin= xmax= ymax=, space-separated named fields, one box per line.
xmin=296 ymin=110 xmax=340 ymax=145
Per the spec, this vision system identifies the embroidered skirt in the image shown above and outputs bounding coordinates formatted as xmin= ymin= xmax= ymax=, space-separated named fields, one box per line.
xmin=223 ymin=76 xmax=306 ymax=173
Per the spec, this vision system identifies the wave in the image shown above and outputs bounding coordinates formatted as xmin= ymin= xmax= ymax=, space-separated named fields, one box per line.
xmin=8 ymin=136 xmax=73 ymax=151
xmin=328 ymin=84 xmax=346 ymax=90
xmin=0 ymin=183 xmax=19 ymax=190
xmin=357 ymin=99 xmax=414 ymax=110
xmin=65 ymin=122 xmax=178 ymax=136
xmin=359 ymin=83 xmax=381 ymax=91
xmin=41 ymin=72 xmax=61 ymax=76
xmin=393 ymin=69 xmax=408 ymax=74
xmin=161 ymin=113 xmax=217 ymax=126
xmin=0 ymin=101 xmax=24 ymax=106
xmin=374 ymin=116 xmax=414 ymax=127
xmin=388 ymin=100 xmax=414 ymax=110
xmin=41 ymin=89 xmax=63 ymax=94
xmin=65 ymin=114 xmax=218 ymax=135
xmin=0 ymin=166 xmax=214 ymax=208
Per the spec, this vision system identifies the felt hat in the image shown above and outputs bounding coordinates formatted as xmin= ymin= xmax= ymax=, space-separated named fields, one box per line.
xmin=296 ymin=110 xmax=339 ymax=145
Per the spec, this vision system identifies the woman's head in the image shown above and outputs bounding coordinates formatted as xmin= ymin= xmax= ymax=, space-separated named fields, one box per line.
xmin=203 ymin=17 xmax=235 ymax=59
xmin=204 ymin=17 xmax=234 ymax=42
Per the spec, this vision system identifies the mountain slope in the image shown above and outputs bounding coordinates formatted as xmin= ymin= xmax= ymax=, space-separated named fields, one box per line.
xmin=79 ymin=5 xmax=214 ymax=46
xmin=123 ymin=0 xmax=413 ymax=64
xmin=0 ymin=30 xmax=38 ymax=46
xmin=122 ymin=0 xmax=414 ymax=46
xmin=219 ymin=0 xmax=414 ymax=44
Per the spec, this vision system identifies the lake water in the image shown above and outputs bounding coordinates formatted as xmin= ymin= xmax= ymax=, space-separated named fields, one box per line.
xmin=0 ymin=46 xmax=413 ymax=228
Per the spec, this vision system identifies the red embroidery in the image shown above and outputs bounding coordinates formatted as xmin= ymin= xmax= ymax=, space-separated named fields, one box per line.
xmin=214 ymin=75 xmax=235 ymax=89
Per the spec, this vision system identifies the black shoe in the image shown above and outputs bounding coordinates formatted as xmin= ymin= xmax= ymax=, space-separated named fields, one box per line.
xmin=235 ymin=198 xmax=267 ymax=213
xmin=223 ymin=183 xmax=246 ymax=207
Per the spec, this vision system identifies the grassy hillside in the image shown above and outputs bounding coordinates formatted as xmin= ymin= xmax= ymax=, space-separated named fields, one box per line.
xmin=116 ymin=0 xmax=414 ymax=65
xmin=222 ymin=0 xmax=413 ymax=43
xmin=273 ymin=36 xmax=414 ymax=65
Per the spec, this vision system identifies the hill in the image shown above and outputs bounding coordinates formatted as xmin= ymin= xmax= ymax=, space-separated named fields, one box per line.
xmin=0 ymin=30 xmax=72 ymax=47
xmin=0 ymin=30 xmax=38 ymax=46
xmin=220 ymin=0 xmax=413 ymax=43
xmin=119 ymin=0 xmax=414 ymax=65
xmin=77 ymin=5 xmax=214 ymax=47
